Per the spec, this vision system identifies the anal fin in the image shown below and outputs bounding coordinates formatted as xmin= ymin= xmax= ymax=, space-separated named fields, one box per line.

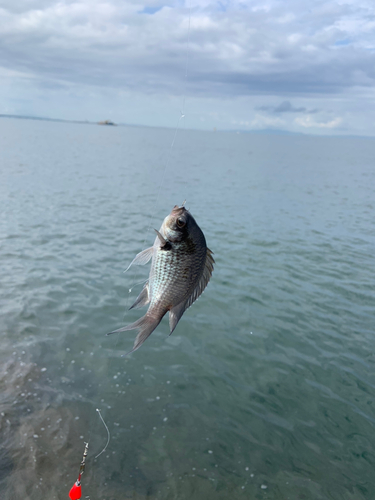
xmin=129 ymin=283 xmax=150 ymax=310
xmin=169 ymin=300 xmax=188 ymax=335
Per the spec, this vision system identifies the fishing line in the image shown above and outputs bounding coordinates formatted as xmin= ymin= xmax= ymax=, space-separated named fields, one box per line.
xmin=70 ymin=8 xmax=193 ymax=496
xmin=94 ymin=408 xmax=111 ymax=459
xmin=68 ymin=408 xmax=111 ymax=498
xmin=182 ymin=0 xmax=191 ymax=121
xmin=144 ymin=0 xmax=192 ymax=236
xmin=119 ymin=2 xmax=193 ymax=340
xmin=127 ymin=271 xmax=159 ymax=294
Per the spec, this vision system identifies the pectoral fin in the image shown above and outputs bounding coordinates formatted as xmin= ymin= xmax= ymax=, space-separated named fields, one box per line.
xmin=125 ymin=246 xmax=153 ymax=272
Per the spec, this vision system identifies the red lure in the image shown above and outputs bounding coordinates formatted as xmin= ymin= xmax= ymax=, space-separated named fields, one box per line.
xmin=69 ymin=480 xmax=82 ymax=500
xmin=69 ymin=442 xmax=88 ymax=500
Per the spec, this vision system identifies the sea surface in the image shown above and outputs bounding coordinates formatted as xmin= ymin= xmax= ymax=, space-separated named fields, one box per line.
xmin=0 ymin=117 xmax=374 ymax=500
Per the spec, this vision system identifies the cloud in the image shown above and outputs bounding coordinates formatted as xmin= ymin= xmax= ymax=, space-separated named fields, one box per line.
xmin=1 ymin=0 xmax=375 ymax=97
xmin=0 ymin=1 xmax=374 ymax=133
xmin=251 ymin=114 xmax=285 ymax=129
xmin=256 ymin=100 xmax=319 ymax=114
xmin=295 ymin=115 xmax=343 ymax=128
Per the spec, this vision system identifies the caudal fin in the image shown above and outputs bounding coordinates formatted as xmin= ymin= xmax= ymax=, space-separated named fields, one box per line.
xmin=107 ymin=314 xmax=162 ymax=353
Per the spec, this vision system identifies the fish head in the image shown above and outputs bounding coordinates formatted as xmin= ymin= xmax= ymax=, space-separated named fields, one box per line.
xmin=162 ymin=205 xmax=192 ymax=242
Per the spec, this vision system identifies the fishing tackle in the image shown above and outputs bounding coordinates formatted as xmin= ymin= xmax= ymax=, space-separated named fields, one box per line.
xmin=69 ymin=442 xmax=89 ymax=500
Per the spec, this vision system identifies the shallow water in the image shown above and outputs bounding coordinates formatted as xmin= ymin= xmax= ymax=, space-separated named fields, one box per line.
xmin=1 ymin=118 xmax=374 ymax=499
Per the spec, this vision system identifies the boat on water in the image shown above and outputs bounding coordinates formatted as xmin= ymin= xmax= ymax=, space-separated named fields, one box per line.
xmin=98 ymin=120 xmax=116 ymax=126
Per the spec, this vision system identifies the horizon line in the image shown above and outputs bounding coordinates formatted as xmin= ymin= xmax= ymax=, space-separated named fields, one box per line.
xmin=0 ymin=113 xmax=373 ymax=139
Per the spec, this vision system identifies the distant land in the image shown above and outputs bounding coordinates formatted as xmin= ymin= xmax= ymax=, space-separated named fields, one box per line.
xmin=0 ymin=113 xmax=371 ymax=138
xmin=0 ymin=113 xmax=91 ymax=125
xmin=0 ymin=114 xmax=119 ymax=126
xmin=227 ymin=128 xmax=304 ymax=136
xmin=0 ymin=113 xmax=303 ymax=135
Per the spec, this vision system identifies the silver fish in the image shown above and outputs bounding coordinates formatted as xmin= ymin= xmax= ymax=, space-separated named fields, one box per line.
xmin=109 ymin=205 xmax=214 ymax=353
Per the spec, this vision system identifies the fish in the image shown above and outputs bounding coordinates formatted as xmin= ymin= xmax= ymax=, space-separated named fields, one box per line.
xmin=108 ymin=204 xmax=214 ymax=353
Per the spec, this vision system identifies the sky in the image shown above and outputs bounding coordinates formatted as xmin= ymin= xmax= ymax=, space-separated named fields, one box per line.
xmin=1 ymin=0 xmax=375 ymax=135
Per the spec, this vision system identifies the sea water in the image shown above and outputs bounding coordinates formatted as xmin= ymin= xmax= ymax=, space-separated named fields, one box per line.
xmin=0 ymin=118 xmax=374 ymax=499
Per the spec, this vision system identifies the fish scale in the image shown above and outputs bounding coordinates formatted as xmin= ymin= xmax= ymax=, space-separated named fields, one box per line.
xmin=150 ymin=243 xmax=205 ymax=310
xmin=109 ymin=205 xmax=214 ymax=353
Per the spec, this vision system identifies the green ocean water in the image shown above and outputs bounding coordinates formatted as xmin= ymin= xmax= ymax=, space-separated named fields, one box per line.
xmin=0 ymin=118 xmax=374 ymax=499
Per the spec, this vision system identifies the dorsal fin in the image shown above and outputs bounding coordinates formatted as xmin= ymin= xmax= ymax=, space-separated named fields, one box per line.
xmin=184 ymin=248 xmax=215 ymax=310
xmin=168 ymin=248 xmax=215 ymax=335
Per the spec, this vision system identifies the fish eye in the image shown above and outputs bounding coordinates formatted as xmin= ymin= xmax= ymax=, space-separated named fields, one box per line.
xmin=176 ymin=217 xmax=186 ymax=228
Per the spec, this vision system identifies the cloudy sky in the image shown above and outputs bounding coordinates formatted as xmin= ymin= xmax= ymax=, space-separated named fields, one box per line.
xmin=1 ymin=0 xmax=375 ymax=135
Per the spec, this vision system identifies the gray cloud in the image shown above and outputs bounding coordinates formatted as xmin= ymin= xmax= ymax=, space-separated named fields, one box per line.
xmin=257 ymin=101 xmax=319 ymax=114
xmin=0 ymin=0 xmax=375 ymax=133
xmin=1 ymin=0 xmax=375 ymax=97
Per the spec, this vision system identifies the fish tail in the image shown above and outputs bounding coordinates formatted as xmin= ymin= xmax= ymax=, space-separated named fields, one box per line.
xmin=107 ymin=313 xmax=162 ymax=353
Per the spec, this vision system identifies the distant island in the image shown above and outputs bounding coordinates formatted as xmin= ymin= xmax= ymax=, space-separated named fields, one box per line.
xmin=0 ymin=114 xmax=119 ymax=127
xmin=98 ymin=120 xmax=116 ymax=126
xmin=0 ymin=114 xmax=320 ymax=135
